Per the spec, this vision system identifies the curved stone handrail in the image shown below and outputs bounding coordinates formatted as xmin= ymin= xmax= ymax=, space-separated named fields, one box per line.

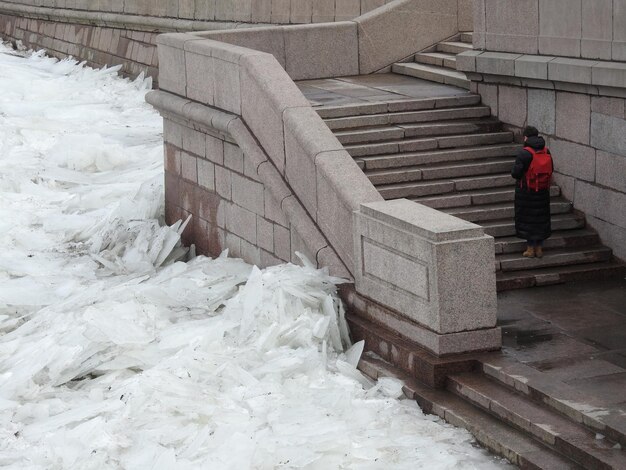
xmin=154 ymin=33 xmax=383 ymax=275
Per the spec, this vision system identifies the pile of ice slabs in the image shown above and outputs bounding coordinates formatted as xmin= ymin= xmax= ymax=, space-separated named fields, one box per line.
xmin=0 ymin=43 xmax=510 ymax=469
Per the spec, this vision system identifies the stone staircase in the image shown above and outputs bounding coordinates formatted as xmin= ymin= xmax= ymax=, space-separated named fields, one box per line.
xmin=316 ymin=94 xmax=625 ymax=291
xmin=392 ymin=32 xmax=474 ymax=89
xmin=361 ymin=354 xmax=626 ymax=469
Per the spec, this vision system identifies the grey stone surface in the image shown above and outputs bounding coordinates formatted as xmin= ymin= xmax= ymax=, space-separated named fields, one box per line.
xmin=581 ymin=0 xmax=612 ymax=60
xmin=596 ymin=151 xmax=626 ymax=193
xmin=592 ymin=61 xmax=626 ymax=88
xmin=240 ymin=53 xmax=309 ymax=174
xmin=476 ymin=52 xmax=521 ymax=76
xmin=316 ymin=150 xmax=382 ymax=271
xmin=555 ymin=92 xmax=590 ymax=145
xmin=356 ymin=0 xmax=458 ymax=74
xmin=455 ymin=50 xmax=481 ymax=73
xmin=484 ymin=0 xmax=539 ymax=54
xmin=591 ymin=112 xmax=626 ymax=157
xmin=591 ymin=96 xmax=626 ymax=118
xmin=587 ymin=216 xmax=626 ymax=262
xmin=354 ymin=199 xmax=496 ymax=337
xmin=256 ymin=216 xmax=274 ymax=252
xmin=202 ymin=28 xmax=286 ymax=67
xmin=548 ymin=57 xmax=597 ymax=84
xmin=538 ymin=0 xmax=582 ymax=57
xmin=477 ymin=83 xmax=498 ymax=115
xmin=498 ymin=85 xmax=527 ymax=128
xmin=225 ymin=203 xmax=257 ymax=244
xmin=284 ymin=22 xmax=359 ymax=80
xmin=212 ymin=58 xmax=241 ymax=115
xmin=197 ymin=159 xmax=215 ymax=190
xmin=528 ymin=89 xmax=556 ymax=135
xmin=231 ymin=173 xmax=264 ymax=215
xmin=515 ymin=55 xmax=553 ymax=80
xmin=549 ymin=138 xmax=596 ymax=183
xmin=575 ymin=180 xmax=626 ymax=229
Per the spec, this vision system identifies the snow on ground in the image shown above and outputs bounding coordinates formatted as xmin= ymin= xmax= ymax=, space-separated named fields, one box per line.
xmin=0 ymin=43 xmax=512 ymax=469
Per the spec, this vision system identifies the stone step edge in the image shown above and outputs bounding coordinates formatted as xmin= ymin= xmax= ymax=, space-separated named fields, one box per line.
xmin=344 ymin=131 xmax=514 ymax=151
xmin=358 ymin=356 xmax=583 ymax=469
xmin=358 ymin=142 xmax=519 ymax=166
xmin=496 ymin=260 xmax=626 ymax=291
xmin=392 ymin=62 xmax=471 ymax=89
xmin=314 ymin=94 xmax=481 ymax=119
xmin=447 ymin=372 xmax=625 ymax=470
xmin=475 ymin=353 xmax=626 ymax=448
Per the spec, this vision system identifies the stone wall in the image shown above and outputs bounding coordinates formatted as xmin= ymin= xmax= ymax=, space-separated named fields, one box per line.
xmin=458 ymin=51 xmax=626 ymax=261
xmin=159 ymin=103 xmax=316 ymax=271
xmin=0 ymin=13 xmax=160 ymax=80
xmin=149 ymin=7 xmax=500 ymax=358
xmin=0 ymin=0 xmax=472 ymax=81
xmin=473 ymin=0 xmax=626 ymax=62
xmin=0 ymin=0 xmax=396 ymax=26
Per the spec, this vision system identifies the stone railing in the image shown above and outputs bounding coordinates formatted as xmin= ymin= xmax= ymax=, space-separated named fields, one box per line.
xmin=149 ymin=0 xmax=500 ymax=359
xmin=190 ymin=0 xmax=465 ymax=74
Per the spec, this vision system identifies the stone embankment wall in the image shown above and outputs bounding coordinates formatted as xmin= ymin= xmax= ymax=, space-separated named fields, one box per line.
xmin=0 ymin=0 xmax=471 ymax=81
xmin=457 ymin=0 xmax=626 ymax=261
xmin=148 ymin=0 xmax=501 ymax=359
xmin=0 ymin=0 xmax=397 ymax=25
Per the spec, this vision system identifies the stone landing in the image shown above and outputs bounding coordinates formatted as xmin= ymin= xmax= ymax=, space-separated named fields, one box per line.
xmin=359 ymin=278 xmax=626 ymax=469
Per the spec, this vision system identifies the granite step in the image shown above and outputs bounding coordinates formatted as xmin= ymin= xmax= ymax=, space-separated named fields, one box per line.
xmin=437 ymin=40 xmax=474 ymax=55
xmin=478 ymin=355 xmax=626 ymax=447
xmin=345 ymin=131 xmax=514 ymax=157
xmin=444 ymin=199 xmax=572 ymax=224
xmin=400 ymin=118 xmax=502 ymax=138
xmin=392 ymin=62 xmax=470 ymax=89
xmin=495 ymin=229 xmax=601 ymax=254
xmin=496 ymin=260 xmax=626 ymax=290
xmin=324 ymin=105 xmax=490 ymax=130
xmin=414 ymin=51 xmax=458 ymax=69
xmin=358 ymin=143 xmax=519 ymax=170
xmin=414 ymin=185 xmax=561 ymax=209
xmin=496 ymin=246 xmax=613 ymax=273
xmin=361 ymin=355 xmax=585 ymax=469
xmin=461 ymin=32 xmax=474 ymax=44
xmin=377 ymin=173 xmax=515 ymax=199
xmin=334 ymin=118 xmax=501 ymax=144
xmin=366 ymin=158 xmax=513 ymax=185
xmin=482 ymin=213 xmax=586 ymax=238
xmin=447 ymin=372 xmax=626 ymax=470
xmin=316 ymin=94 xmax=481 ymax=119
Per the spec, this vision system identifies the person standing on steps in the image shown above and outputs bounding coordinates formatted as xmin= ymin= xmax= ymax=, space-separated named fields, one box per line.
xmin=511 ymin=126 xmax=554 ymax=259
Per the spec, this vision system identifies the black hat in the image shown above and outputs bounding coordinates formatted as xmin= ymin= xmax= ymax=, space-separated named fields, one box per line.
xmin=523 ymin=126 xmax=539 ymax=138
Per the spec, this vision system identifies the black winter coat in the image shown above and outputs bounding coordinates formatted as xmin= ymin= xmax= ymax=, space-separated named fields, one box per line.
xmin=511 ymin=136 xmax=552 ymax=241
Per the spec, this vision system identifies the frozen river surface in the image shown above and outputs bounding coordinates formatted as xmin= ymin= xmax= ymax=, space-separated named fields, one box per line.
xmin=0 ymin=44 xmax=511 ymax=469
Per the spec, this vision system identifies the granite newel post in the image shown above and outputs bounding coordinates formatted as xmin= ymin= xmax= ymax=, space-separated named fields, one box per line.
xmin=352 ymin=199 xmax=500 ymax=357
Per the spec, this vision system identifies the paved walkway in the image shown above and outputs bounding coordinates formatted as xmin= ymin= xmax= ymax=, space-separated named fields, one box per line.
xmin=296 ymin=73 xmax=468 ymax=107
xmin=498 ymin=278 xmax=626 ymax=411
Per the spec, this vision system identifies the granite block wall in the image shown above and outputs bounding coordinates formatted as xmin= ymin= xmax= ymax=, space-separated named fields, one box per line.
xmin=473 ymin=80 xmax=626 ymax=261
xmin=0 ymin=0 xmax=396 ymax=25
xmin=163 ymin=116 xmax=305 ymax=267
xmin=0 ymin=14 xmax=159 ymax=80
xmin=474 ymin=0 xmax=626 ymax=62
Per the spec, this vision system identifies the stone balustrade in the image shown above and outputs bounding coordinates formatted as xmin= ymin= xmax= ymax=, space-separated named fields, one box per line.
xmin=149 ymin=2 xmax=500 ymax=357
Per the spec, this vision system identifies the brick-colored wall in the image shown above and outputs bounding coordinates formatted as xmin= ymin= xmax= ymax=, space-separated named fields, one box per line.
xmin=0 ymin=14 xmax=159 ymax=81
xmin=163 ymin=117 xmax=310 ymax=267
xmin=474 ymin=80 xmax=626 ymax=261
